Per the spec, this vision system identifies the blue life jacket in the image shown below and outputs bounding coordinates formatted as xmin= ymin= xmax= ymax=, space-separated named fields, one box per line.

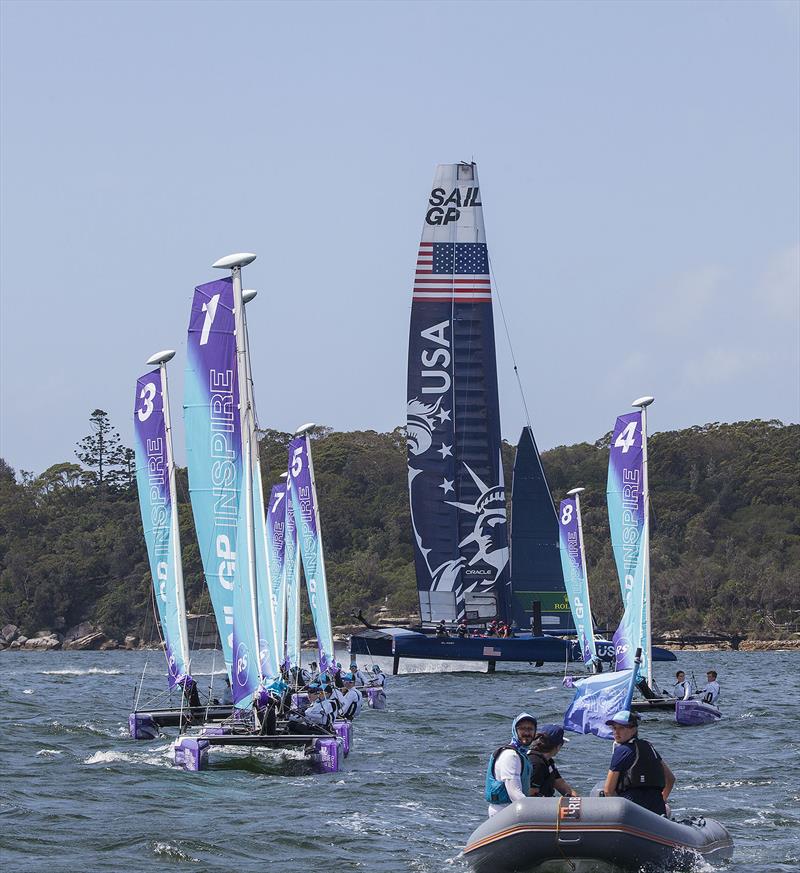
xmin=484 ymin=745 xmax=532 ymax=804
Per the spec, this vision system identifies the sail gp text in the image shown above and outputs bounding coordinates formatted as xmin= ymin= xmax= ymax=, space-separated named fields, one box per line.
xmin=426 ymin=187 xmax=481 ymax=225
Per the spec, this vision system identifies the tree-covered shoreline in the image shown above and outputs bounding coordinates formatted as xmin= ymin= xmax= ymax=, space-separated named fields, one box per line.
xmin=1 ymin=418 xmax=797 ymax=646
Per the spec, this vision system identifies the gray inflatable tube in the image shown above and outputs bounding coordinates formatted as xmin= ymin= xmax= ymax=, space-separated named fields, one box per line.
xmin=464 ymin=797 xmax=733 ymax=872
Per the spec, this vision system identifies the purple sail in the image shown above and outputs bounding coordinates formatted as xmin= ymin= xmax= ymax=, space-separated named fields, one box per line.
xmin=184 ymin=278 xmax=242 ymax=677
xmin=288 ymin=435 xmax=334 ymax=674
xmin=607 ymin=411 xmax=647 ymax=674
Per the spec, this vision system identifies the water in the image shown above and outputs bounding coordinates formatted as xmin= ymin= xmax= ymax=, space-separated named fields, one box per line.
xmin=1 ymin=648 xmax=798 ymax=872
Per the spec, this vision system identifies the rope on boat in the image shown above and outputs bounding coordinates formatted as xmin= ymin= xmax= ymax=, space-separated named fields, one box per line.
xmin=487 ymin=252 xmax=534 ymax=434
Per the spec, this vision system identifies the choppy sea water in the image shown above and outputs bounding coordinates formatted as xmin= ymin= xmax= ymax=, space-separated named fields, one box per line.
xmin=1 ymin=648 xmax=798 ymax=872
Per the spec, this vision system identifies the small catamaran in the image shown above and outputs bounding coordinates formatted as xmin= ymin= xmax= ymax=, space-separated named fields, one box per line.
xmin=172 ymin=253 xmax=347 ymax=773
xmin=129 ymin=349 xmax=232 ymax=739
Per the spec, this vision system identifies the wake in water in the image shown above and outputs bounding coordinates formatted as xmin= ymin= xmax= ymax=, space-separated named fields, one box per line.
xmin=40 ymin=668 xmax=122 ymax=676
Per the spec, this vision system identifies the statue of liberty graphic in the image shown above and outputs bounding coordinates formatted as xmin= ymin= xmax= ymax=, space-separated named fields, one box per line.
xmin=407 ymin=449 xmax=509 ymax=599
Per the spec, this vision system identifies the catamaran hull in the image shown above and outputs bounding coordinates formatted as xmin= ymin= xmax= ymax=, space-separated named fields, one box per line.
xmin=463 ymin=797 xmax=733 ymax=873
xmin=129 ymin=705 xmax=235 ymax=738
xmin=350 ymin=628 xmax=675 ymax=667
xmin=675 ymin=699 xmax=721 ymax=725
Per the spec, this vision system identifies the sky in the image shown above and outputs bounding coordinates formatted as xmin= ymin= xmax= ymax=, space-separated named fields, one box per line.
xmin=1 ymin=0 xmax=798 ymax=475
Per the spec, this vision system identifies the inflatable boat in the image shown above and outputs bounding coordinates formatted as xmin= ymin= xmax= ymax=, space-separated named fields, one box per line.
xmin=675 ymin=699 xmax=721 ymax=726
xmin=464 ymin=796 xmax=733 ymax=872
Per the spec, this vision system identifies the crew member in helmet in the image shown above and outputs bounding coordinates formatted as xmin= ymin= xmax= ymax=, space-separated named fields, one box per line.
xmin=603 ymin=710 xmax=675 ymax=815
xmin=527 ymin=724 xmax=578 ymax=797
xmin=339 ymin=673 xmax=362 ymax=721
xmin=485 ymin=713 xmax=537 ymax=817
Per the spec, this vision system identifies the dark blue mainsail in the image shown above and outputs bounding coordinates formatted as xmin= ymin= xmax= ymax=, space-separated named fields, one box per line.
xmin=510 ymin=427 xmax=573 ymax=632
xmin=406 ymin=162 xmax=510 ymax=624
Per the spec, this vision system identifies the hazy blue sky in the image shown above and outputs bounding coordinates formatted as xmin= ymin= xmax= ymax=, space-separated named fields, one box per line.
xmin=1 ymin=0 xmax=798 ymax=475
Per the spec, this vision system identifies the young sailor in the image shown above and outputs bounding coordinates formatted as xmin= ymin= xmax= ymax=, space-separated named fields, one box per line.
xmin=435 ymin=620 xmax=449 ymax=638
xmin=485 ymin=713 xmax=537 ymax=817
xmin=323 ymin=681 xmax=345 ymax=719
xmin=670 ymin=670 xmax=689 ymax=699
xmin=289 ymin=682 xmax=333 ymax=734
xmin=603 ymin=710 xmax=675 ymax=816
xmin=348 ymin=662 xmax=368 ymax=687
xmin=527 ymin=725 xmax=578 ymax=798
xmin=339 ymin=673 xmax=362 ymax=720
xmin=698 ymin=670 xmax=720 ymax=704
xmin=369 ymin=664 xmax=386 ymax=688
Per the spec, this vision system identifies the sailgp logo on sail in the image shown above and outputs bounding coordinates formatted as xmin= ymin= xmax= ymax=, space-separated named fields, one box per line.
xmin=621 ymin=469 xmax=641 ymax=591
xmin=426 ymin=187 xmax=481 ymax=225
xmin=145 ymin=437 xmax=170 ymax=603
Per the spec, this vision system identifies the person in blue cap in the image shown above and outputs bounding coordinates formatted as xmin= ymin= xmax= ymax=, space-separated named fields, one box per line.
xmin=339 ymin=672 xmax=362 ymax=720
xmin=485 ymin=713 xmax=537 ymax=817
xmin=527 ymin=724 xmax=578 ymax=798
xmin=603 ymin=710 xmax=675 ymax=815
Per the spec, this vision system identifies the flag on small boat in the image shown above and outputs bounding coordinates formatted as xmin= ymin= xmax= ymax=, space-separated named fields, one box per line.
xmin=563 ymin=669 xmax=635 ymax=739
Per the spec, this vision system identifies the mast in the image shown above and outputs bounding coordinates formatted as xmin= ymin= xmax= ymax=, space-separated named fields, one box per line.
xmin=632 ymin=395 xmax=654 ymax=687
xmin=212 ymin=252 xmax=264 ymax=698
xmin=148 ymin=349 xmax=191 ymax=674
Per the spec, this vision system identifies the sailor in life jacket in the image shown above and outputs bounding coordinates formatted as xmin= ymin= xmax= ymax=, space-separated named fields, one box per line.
xmin=484 ymin=713 xmax=537 ymax=817
xmin=339 ymin=673 xmax=363 ymax=721
xmin=322 ymin=679 xmax=345 ymax=720
xmin=671 ymin=670 xmax=690 ymax=700
xmin=697 ymin=670 xmax=720 ymax=704
xmin=603 ymin=710 xmax=675 ymax=816
xmin=527 ymin=725 xmax=578 ymax=798
xmin=289 ymin=682 xmax=334 ymax=734
xmin=349 ymin=662 xmax=368 ymax=687
xmin=368 ymin=664 xmax=386 ymax=689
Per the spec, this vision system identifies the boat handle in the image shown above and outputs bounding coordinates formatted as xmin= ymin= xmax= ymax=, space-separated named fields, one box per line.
xmin=557 ymin=837 xmax=582 ymax=843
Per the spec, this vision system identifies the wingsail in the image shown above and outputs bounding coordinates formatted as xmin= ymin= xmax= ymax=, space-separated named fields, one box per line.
xmin=406 ymin=162 xmax=509 ymax=624
xmin=184 ymin=279 xmax=240 ymax=676
xmin=558 ymin=492 xmax=598 ymax=666
xmin=288 ymin=434 xmax=334 ymax=673
xmin=133 ymin=367 xmax=190 ymax=688
xmin=607 ymin=411 xmax=649 ymax=677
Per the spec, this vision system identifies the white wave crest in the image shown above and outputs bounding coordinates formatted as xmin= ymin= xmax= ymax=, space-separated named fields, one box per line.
xmin=153 ymin=842 xmax=199 ymax=862
xmin=36 ymin=748 xmax=62 ymax=757
xmin=84 ymin=750 xmax=132 ymax=765
xmin=41 ymin=668 xmax=122 ymax=676
xmin=23 ymin=689 xmax=34 ymax=694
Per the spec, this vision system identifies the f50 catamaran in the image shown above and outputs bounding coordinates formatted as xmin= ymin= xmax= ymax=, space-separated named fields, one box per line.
xmin=350 ymin=163 xmax=675 ymax=673
xmin=352 ymin=162 xmax=582 ymax=671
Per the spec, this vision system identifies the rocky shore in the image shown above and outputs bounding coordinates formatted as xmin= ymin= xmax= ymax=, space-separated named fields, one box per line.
xmin=1 ymin=619 xmax=797 ymax=653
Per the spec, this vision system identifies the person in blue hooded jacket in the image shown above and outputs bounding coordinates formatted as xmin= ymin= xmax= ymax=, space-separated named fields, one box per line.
xmin=484 ymin=713 xmax=537 ymax=817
